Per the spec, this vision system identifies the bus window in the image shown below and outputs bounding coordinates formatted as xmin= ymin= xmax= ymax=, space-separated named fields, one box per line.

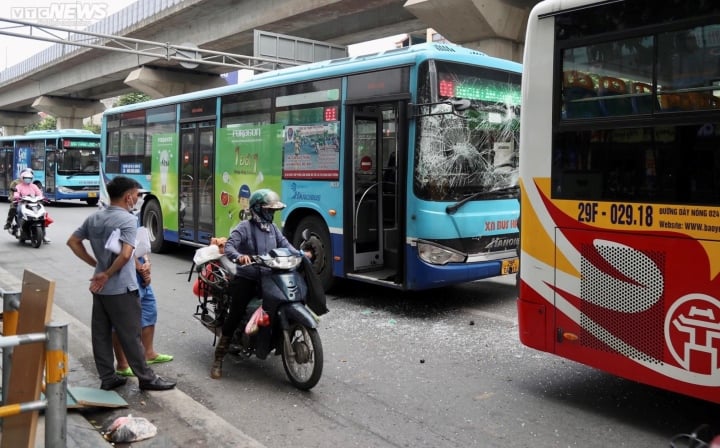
xmin=221 ymin=93 xmax=271 ymax=127
xmin=561 ymin=35 xmax=654 ymax=118
xmin=657 ymin=27 xmax=720 ymax=111
xmin=414 ymin=60 xmax=521 ymax=201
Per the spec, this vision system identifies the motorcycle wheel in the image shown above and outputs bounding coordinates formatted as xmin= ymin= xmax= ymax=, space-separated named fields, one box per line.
xmin=30 ymin=226 xmax=44 ymax=248
xmin=281 ymin=324 xmax=323 ymax=390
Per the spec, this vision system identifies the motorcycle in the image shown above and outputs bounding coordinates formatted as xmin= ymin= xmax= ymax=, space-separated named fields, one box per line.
xmin=8 ymin=195 xmax=49 ymax=248
xmin=190 ymin=236 xmax=326 ymax=390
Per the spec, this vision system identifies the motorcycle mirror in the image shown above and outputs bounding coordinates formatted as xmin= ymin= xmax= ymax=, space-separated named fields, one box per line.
xmin=301 ymin=229 xmax=311 ymax=241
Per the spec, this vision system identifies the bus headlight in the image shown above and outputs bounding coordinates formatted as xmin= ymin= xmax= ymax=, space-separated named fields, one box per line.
xmin=417 ymin=241 xmax=466 ymax=265
xmin=57 ymin=186 xmax=73 ymax=193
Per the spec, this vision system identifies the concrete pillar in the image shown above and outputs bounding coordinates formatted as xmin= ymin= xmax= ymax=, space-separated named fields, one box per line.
xmin=464 ymin=37 xmax=525 ymax=63
xmin=0 ymin=112 xmax=42 ymax=136
xmin=31 ymin=96 xmax=106 ymax=130
xmin=124 ymin=66 xmax=227 ymax=99
xmin=404 ymin=0 xmax=531 ymax=62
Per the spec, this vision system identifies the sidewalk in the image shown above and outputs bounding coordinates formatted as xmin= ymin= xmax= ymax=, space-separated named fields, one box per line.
xmin=21 ymin=304 xmax=265 ymax=448
xmin=36 ymin=306 xmax=264 ymax=448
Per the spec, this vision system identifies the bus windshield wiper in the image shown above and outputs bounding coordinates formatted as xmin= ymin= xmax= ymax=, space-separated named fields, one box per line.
xmin=445 ymin=185 xmax=519 ymax=215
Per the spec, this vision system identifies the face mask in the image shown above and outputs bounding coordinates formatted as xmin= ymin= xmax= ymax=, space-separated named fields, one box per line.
xmin=127 ymin=195 xmax=137 ymax=213
xmin=22 ymin=178 xmax=32 ymax=184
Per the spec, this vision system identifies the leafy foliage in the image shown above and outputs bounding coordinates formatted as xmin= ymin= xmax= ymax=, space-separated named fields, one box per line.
xmin=117 ymin=92 xmax=152 ymax=106
xmin=24 ymin=116 xmax=57 ymax=132
xmin=84 ymin=123 xmax=101 ymax=134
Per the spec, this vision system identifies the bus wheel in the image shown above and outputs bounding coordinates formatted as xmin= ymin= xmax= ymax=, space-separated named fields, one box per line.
xmin=143 ymin=199 xmax=167 ymax=253
xmin=293 ymin=215 xmax=334 ymax=292
xmin=86 ymin=198 xmax=98 ymax=206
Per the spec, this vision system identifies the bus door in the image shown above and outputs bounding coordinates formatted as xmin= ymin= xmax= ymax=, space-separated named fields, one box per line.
xmin=179 ymin=120 xmax=215 ymax=246
xmin=0 ymin=145 xmax=12 ymax=197
xmin=349 ymin=102 xmax=403 ymax=282
xmin=45 ymin=149 xmax=57 ymax=196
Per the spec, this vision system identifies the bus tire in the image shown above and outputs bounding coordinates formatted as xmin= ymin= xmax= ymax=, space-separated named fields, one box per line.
xmin=293 ymin=215 xmax=334 ymax=292
xmin=143 ymin=199 xmax=168 ymax=253
xmin=86 ymin=198 xmax=98 ymax=206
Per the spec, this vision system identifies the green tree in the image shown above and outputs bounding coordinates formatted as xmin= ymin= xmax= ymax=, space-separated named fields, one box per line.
xmin=24 ymin=116 xmax=57 ymax=133
xmin=84 ymin=123 xmax=101 ymax=134
xmin=117 ymin=92 xmax=152 ymax=106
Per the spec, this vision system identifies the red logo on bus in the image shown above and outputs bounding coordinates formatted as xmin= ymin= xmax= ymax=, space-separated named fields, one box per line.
xmin=666 ymin=293 xmax=720 ymax=375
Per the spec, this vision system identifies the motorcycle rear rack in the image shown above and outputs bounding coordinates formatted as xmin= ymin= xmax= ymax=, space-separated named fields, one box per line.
xmin=193 ymin=311 xmax=222 ymax=328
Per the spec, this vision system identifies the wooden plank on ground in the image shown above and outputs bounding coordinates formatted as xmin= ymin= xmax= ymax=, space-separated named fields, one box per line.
xmin=1 ymin=270 xmax=55 ymax=448
xmin=67 ymin=387 xmax=128 ymax=408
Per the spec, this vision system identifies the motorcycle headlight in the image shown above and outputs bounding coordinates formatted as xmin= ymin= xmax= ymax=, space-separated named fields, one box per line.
xmin=417 ymin=241 xmax=466 ymax=265
xmin=264 ymin=255 xmax=302 ymax=270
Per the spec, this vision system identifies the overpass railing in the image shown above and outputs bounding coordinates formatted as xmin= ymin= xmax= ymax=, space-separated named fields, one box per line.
xmin=0 ymin=0 xmax=186 ymax=84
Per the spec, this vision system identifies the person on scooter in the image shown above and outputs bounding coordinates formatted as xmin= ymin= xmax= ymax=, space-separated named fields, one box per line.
xmin=12 ymin=169 xmax=49 ymax=242
xmin=211 ymin=188 xmax=304 ymax=379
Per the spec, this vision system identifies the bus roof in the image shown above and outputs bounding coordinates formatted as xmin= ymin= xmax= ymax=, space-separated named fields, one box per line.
xmin=24 ymin=129 xmax=98 ymax=136
xmin=0 ymin=129 xmax=100 ymax=140
xmin=105 ymin=42 xmax=522 ymax=115
xmin=531 ymin=0 xmax=620 ymax=18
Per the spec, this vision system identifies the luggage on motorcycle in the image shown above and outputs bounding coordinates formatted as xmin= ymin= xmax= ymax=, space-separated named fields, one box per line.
xmin=194 ymin=257 xmax=234 ymax=297
xmin=299 ymin=257 xmax=328 ymax=316
xmin=193 ymin=244 xmax=222 ymax=265
xmin=191 ymin=244 xmax=236 ymax=298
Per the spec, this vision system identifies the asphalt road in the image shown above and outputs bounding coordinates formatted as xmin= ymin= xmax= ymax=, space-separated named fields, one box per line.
xmin=2 ymin=200 xmax=718 ymax=448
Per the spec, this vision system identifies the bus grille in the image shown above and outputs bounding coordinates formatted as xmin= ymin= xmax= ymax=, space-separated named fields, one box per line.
xmin=579 ymin=242 xmax=665 ymax=365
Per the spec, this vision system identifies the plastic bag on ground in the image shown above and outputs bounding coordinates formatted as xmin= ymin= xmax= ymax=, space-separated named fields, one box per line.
xmin=105 ymin=414 xmax=158 ymax=443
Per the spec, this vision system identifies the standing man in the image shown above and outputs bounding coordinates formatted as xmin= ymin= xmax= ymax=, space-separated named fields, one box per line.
xmin=66 ymin=176 xmax=176 ymax=391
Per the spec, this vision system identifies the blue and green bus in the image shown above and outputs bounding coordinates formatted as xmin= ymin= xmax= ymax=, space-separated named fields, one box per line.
xmin=100 ymin=42 xmax=521 ymax=291
xmin=0 ymin=129 xmax=100 ymax=205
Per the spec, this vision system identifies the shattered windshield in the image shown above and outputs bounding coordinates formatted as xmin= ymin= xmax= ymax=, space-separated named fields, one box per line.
xmin=414 ymin=60 xmax=521 ymax=201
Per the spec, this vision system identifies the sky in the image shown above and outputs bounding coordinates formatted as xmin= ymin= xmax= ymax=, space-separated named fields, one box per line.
xmin=0 ymin=0 xmax=406 ymax=72
xmin=0 ymin=0 xmax=138 ymax=70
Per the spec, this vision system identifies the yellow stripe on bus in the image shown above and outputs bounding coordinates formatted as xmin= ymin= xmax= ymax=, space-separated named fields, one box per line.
xmin=521 ymin=178 xmax=579 ymax=278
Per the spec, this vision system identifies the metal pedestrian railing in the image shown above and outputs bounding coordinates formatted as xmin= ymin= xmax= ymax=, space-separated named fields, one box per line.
xmin=0 ymin=268 xmax=67 ymax=448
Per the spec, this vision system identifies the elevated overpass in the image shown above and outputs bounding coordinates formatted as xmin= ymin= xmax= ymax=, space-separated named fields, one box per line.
xmin=0 ymin=0 xmax=539 ymax=132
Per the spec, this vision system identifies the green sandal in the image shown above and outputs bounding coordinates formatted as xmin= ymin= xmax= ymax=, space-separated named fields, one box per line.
xmin=115 ymin=367 xmax=135 ymax=377
xmin=147 ymin=354 xmax=174 ymax=364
